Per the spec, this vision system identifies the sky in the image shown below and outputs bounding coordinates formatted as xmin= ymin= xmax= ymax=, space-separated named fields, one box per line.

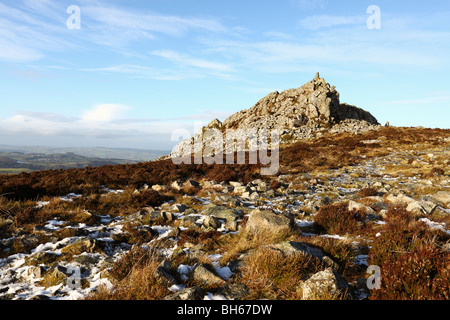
xmin=0 ymin=0 xmax=449 ymax=151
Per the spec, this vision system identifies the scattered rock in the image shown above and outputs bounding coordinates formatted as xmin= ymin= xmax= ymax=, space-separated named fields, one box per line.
xmin=406 ymin=200 xmax=437 ymax=215
xmin=216 ymin=283 xmax=249 ymax=300
xmin=164 ymin=287 xmax=203 ymax=300
xmin=61 ymin=238 xmax=102 ymax=255
xmin=246 ymin=209 xmax=294 ymax=234
xmin=203 ymin=215 xmax=222 ymax=229
xmin=154 ymin=260 xmax=177 ymax=286
xmin=268 ymin=241 xmax=340 ymax=271
xmin=302 ymin=267 xmax=355 ymax=300
xmin=192 ymin=264 xmax=226 ymax=287
xmin=431 ymin=191 xmax=450 ymax=207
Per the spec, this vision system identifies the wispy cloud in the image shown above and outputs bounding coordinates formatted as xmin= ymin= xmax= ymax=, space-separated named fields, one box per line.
xmin=150 ymin=50 xmax=233 ymax=72
xmin=83 ymin=64 xmax=201 ymax=81
xmin=298 ymin=14 xmax=365 ymax=30
xmin=83 ymin=4 xmax=227 ymax=37
xmin=0 ymin=0 xmax=229 ymax=63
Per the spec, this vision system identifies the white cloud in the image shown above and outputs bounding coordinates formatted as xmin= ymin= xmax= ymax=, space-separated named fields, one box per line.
xmin=150 ymin=50 xmax=233 ymax=72
xmin=82 ymin=4 xmax=227 ymax=37
xmin=81 ymin=104 xmax=130 ymax=123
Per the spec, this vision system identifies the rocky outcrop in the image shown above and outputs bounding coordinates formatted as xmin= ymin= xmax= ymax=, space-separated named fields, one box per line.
xmin=222 ymin=72 xmax=378 ymax=130
xmin=169 ymin=73 xmax=380 ymax=159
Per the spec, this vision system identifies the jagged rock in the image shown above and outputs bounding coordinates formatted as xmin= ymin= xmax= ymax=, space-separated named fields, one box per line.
xmin=431 ymin=191 xmax=450 ymax=207
xmin=28 ymin=252 xmax=60 ymax=265
xmin=406 ymin=200 xmax=437 ymax=215
xmin=191 ymin=264 xmax=226 ymax=287
xmin=17 ymin=235 xmax=41 ymax=251
xmin=268 ymin=241 xmax=340 ymax=271
xmin=302 ymin=267 xmax=355 ymax=300
xmin=348 ymin=200 xmax=376 ymax=214
xmin=385 ymin=193 xmax=416 ymax=206
xmin=184 ymin=180 xmax=200 ymax=188
xmin=171 ymin=181 xmax=183 ymax=191
xmin=170 ymin=204 xmax=188 ymax=213
xmin=179 ymin=215 xmax=202 ymax=228
xmin=26 ymin=266 xmax=44 ymax=280
xmin=151 ymin=184 xmax=169 ymax=192
xmin=61 ymin=238 xmax=102 ymax=255
xmin=169 ymin=74 xmax=380 ymax=159
xmin=229 ymin=181 xmax=244 ymax=188
xmin=216 ymin=283 xmax=249 ymax=300
xmin=203 ymin=215 xmax=222 ymax=229
xmin=161 ymin=211 xmax=174 ymax=222
xmin=203 ymin=206 xmax=241 ymax=231
xmin=154 ymin=260 xmax=177 ymax=286
xmin=164 ymin=287 xmax=203 ymax=300
xmin=246 ymin=209 xmax=294 ymax=234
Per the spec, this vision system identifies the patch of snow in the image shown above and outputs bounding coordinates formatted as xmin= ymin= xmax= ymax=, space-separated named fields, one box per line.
xmin=35 ymin=201 xmax=50 ymax=209
xmin=419 ymin=218 xmax=450 ymax=235
xmin=152 ymin=225 xmax=173 ymax=239
xmin=320 ymin=234 xmax=346 ymax=240
xmin=60 ymin=193 xmax=82 ymax=202
xmin=44 ymin=219 xmax=65 ymax=231
xmin=204 ymin=292 xmax=227 ymax=300
xmin=354 ymin=254 xmax=369 ymax=267
xmin=169 ymin=284 xmax=186 ymax=292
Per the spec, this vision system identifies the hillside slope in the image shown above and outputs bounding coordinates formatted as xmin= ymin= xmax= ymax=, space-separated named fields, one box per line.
xmin=0 ymin=126 xmax=449 ymax=301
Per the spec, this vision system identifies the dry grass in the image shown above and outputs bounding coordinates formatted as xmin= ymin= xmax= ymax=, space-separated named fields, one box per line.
xmin=218 ymin=227 xmax=301 ymax=266
xmin=235 ymin=247 xmax=326 ymax=300
xmin=85 ymin=245 xmax=171 ymax=300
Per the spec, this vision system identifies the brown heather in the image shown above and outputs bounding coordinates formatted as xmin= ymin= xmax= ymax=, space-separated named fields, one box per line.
xmin=0 ymin=126 xmax=449 ymax=300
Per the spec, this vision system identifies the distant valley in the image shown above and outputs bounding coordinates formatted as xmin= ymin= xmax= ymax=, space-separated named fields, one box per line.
xmin=0 ymin=146 xmax=170 ymax=175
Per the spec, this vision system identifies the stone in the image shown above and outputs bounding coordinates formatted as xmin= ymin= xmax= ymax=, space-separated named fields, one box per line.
xmin=170 ymin=204 xmax=188 ymax=213
xmin=302 ymin=267 xmax=355 ymax=300
xmin=161 ymin=211 xmax=174 ymax=222
xmin=179 ymin=215 xmax=201 ymax=228
xmin=203 ymin=206 xmax=241 ymax=223
xmin=154 ymin=260 xmax=177 ymax=286
xmin=61 ymin=238 xmax=102 ymax=255
xmin=29 ymin=252 xmax=60 ymax=265
xmin=216 ymin=284 xmax=249 ymax=300
xmin=246 ymin=209 xmax=294 ymax=234
xmin=151 ymin=184 xmax=169 ymax=192
xmin=406 ymin=200 xmax=436 ymax=215
xmin=348 ymin=200 xmax=376 ymax=214
xmin=164 ymin=287 xmax=203 ymax=300
xmin=169 ymin=74 xmax=380 ymax=159
xmin=203 ymin=215 xmax=222 ymax=229
xmin=385 ymin=193 xmax=416 ymax=206
xmin=268 ymin=241 xmax=340 ymax=271
xmin=431 ymin=191 xmax=450 ymax=207
xmin=192 ymin=264 xmax=226 ymax=287
xmin=184 ymin=180 xmax=200 ymax=188
xmin=27 ymin=266 xmax=44 ymax=280
xmin=171 ymin=181 xmax=183 ymax=191
xmin=229 ymin=181 xmax=243 ymax=188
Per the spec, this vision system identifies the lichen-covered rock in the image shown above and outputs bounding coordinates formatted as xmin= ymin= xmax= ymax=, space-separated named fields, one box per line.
xmin=302 ymin=267 xmax=355 ymax=300
xmin=246 ymin=209 xmax=294 ymax=234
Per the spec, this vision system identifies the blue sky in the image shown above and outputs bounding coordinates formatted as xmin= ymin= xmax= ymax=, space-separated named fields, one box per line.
xmin=0 ymin=0 xmax=449 ymax=150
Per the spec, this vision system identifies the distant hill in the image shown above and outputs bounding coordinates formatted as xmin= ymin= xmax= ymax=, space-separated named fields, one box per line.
xmin=0 ymin=146 xmax=170 ymax=161
xmin=0 ymin=146 xmax=170 ymax=175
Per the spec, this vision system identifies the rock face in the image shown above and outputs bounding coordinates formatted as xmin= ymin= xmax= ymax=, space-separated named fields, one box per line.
xmin=222 ymin=73 xmax=378 ymax=130
xmin=169 ymin=73 xmax=380 ymax=159
xmin=246 ymin=209 xmax=294 ymax=234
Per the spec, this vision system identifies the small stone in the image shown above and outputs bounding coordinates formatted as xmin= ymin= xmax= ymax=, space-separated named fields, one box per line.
xmin=164 ymin=287 xmax=203 ymax=300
